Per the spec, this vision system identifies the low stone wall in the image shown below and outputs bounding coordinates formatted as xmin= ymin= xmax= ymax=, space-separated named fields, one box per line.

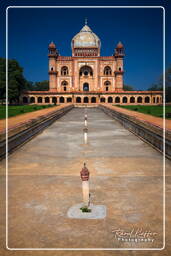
xmin=74 ymin=103 xmax=99 ymax=107
xmin=0 ymin=104 xmax=74 ymax=159
xmin=99 ymin=104 xmax=171 ymax=160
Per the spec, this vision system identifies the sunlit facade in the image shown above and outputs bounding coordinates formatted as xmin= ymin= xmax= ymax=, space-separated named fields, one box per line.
xmin=22 ymin=22 xmax=162 ymax=105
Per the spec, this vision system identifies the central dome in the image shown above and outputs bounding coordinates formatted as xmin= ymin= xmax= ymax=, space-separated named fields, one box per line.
xmin=72 ymin=24 xmax=101 ymax=48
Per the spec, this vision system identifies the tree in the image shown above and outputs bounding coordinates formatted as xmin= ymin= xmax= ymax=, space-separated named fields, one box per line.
xmin=0 ymin=58 xmax=49 ymax=104
xmin=0 ymin=58 xmax=6 ymax=102
xmin=23 ymin=80 xmax=49 ymax=91
xmin=24 ymin=80 xmax=34 ymax=91
xmin=148 ymin=83 xmax=163 ymax=91
xmin=123 ymin=84 xmax=134 ymax=91
xmin=165 ymin=66 xmax=171 ymax=102
xmin=33 ymin=80 xmax=49 ymax=91
xmin=0 ymin=58 xmax=28 ymax=103
xmin=148 ymin=65 xmax=171 ymax=102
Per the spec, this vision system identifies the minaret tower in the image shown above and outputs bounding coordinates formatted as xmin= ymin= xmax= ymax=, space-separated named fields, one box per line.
xmin=114 ymin=41 xmax=125 ymax=91
xmin=48 ymin=42 xmax=58 ymax=91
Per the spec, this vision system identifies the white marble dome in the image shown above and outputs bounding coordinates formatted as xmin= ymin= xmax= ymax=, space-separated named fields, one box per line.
xmin=72 ymin=25 xmax=101 ymax=48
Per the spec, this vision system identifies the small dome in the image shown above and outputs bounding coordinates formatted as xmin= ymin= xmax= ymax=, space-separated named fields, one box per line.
xmin=72 ymin=24 xmax=101 ymax=48
xmin=116 ymin=41 xmax=124 ymax=49
xmin=49 ymin=41 xmax=56 ymax=48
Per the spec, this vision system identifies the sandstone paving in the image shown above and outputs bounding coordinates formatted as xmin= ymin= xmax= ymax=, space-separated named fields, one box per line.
xmin=0 ymin=108 xmax=171 ymax=256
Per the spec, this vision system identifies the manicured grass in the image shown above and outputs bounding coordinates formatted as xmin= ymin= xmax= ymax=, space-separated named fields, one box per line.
xmin=115 ymin=105 xmax=171 ymax=119
xmin=0 ymin=104 xmax=57 ymax=119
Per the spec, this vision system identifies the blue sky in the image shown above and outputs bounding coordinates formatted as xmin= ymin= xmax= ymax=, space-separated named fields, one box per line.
xmin=1 ymin=0 xmax=171 ymax=90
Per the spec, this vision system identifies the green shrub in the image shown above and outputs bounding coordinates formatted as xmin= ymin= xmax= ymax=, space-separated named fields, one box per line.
xmin=80 ymin=207 xmax=91 ymax=213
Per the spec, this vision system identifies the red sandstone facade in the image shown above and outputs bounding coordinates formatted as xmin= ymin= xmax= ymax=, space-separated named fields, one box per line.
xmin=22 ymin=22 xmax=162 ymax=105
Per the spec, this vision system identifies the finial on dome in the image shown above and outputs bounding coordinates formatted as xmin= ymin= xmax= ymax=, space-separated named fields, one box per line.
xmin=85 ymin=17 xmax=88 ymax=25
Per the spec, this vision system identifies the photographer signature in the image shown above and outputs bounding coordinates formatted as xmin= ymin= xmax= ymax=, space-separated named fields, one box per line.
xmin=112 ymin=228 xmax=158 ymax=243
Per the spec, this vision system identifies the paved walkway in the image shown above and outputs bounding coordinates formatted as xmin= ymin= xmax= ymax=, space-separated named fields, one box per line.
xmin=0 ymin=104 xmax=170 ymax=135
xmin=103 ymin=104 xmax=171 ymax=131
xmin=0 ymin=107 xmax=171 ymax=256
xmin=0 ymin=107 xmax=170 ymax=253
xmin=0 ymin=105 xmax=68 ymax=133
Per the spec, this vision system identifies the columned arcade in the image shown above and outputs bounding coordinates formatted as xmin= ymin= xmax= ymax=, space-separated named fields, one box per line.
xmin=22 ymin=93 xmax=162 ymax=105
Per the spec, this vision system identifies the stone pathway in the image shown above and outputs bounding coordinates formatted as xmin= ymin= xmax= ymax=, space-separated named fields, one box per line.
xmin=1 ymin=104 xmax=170 ymax=134
xmin=0 ymin=106 xmax=171 ymax=256
xmin=0 ymin=107 xmax=170 ymax=252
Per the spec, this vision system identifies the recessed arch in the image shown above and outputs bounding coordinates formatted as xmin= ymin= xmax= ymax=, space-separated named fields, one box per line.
xmin=52 ymin=97 xmax=57 ymax=104
xmin=61 ymin=66 xmax=69 ymax=76
xmin=115 ymin=96 xmax=120 ymax=103
xmin=104 ymin=81 xmax=111 ymax=91
xmin=67 ymin=97 xmax=72 ymax=103
xmin=100 ymin=97 xmax=106 ymax=103
xmin=108 ymin=97 xmax=113 ymax=103
xmin=122 ymin=96 xmax=127 ymax=103
xmin=83 ymin=97 xmax=89 ymax=103
xmin=91 ymin=97 xmax=96 ymax=103
xmin=38 ymin=97 xmax=42 ymax=103
xmin=30 ymin=97 xmax=35 ymax=103
xmin=104 ymin=66 xmax=112 ymax=75
xmin=137 ymin=96 xmax=142 ymax=103
xmin=130 ymin=96 xmax=135 ymax=103
xmin=45 ymin=97 xmax=50 ymax=103
xmin=59 ymin=96 xmax=65 ymax=103
xmin=76 ymin=97 xmax=81 ymax=103
xmin=104 ymin=81 xmax=111 ymax=86
xmin=79 ymin=65 xmax=93 ymax=77
xmin=83 ymin=83 xmax=89 ymax=91
xmin=145 ymin=96 xmax=150 ymax=103
xmin=61 ymin=80 xmax=68 ymax=87
xmin=61 ymin=81 xmax=68 ymax=92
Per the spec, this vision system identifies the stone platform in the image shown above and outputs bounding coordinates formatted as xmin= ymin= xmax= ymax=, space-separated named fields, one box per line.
xmin=67 ymin=203 xmax=106 ymax=219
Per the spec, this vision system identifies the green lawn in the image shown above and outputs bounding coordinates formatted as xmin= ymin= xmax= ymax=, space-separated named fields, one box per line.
xmin=115 ymin=105 xmax=171 ymax=119
xmin=0 ymin=105 xmax=57 ymax=119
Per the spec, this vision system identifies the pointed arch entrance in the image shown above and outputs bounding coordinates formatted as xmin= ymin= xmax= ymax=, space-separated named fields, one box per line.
xmin=83 ymin=83 xmax=89 ymax=91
